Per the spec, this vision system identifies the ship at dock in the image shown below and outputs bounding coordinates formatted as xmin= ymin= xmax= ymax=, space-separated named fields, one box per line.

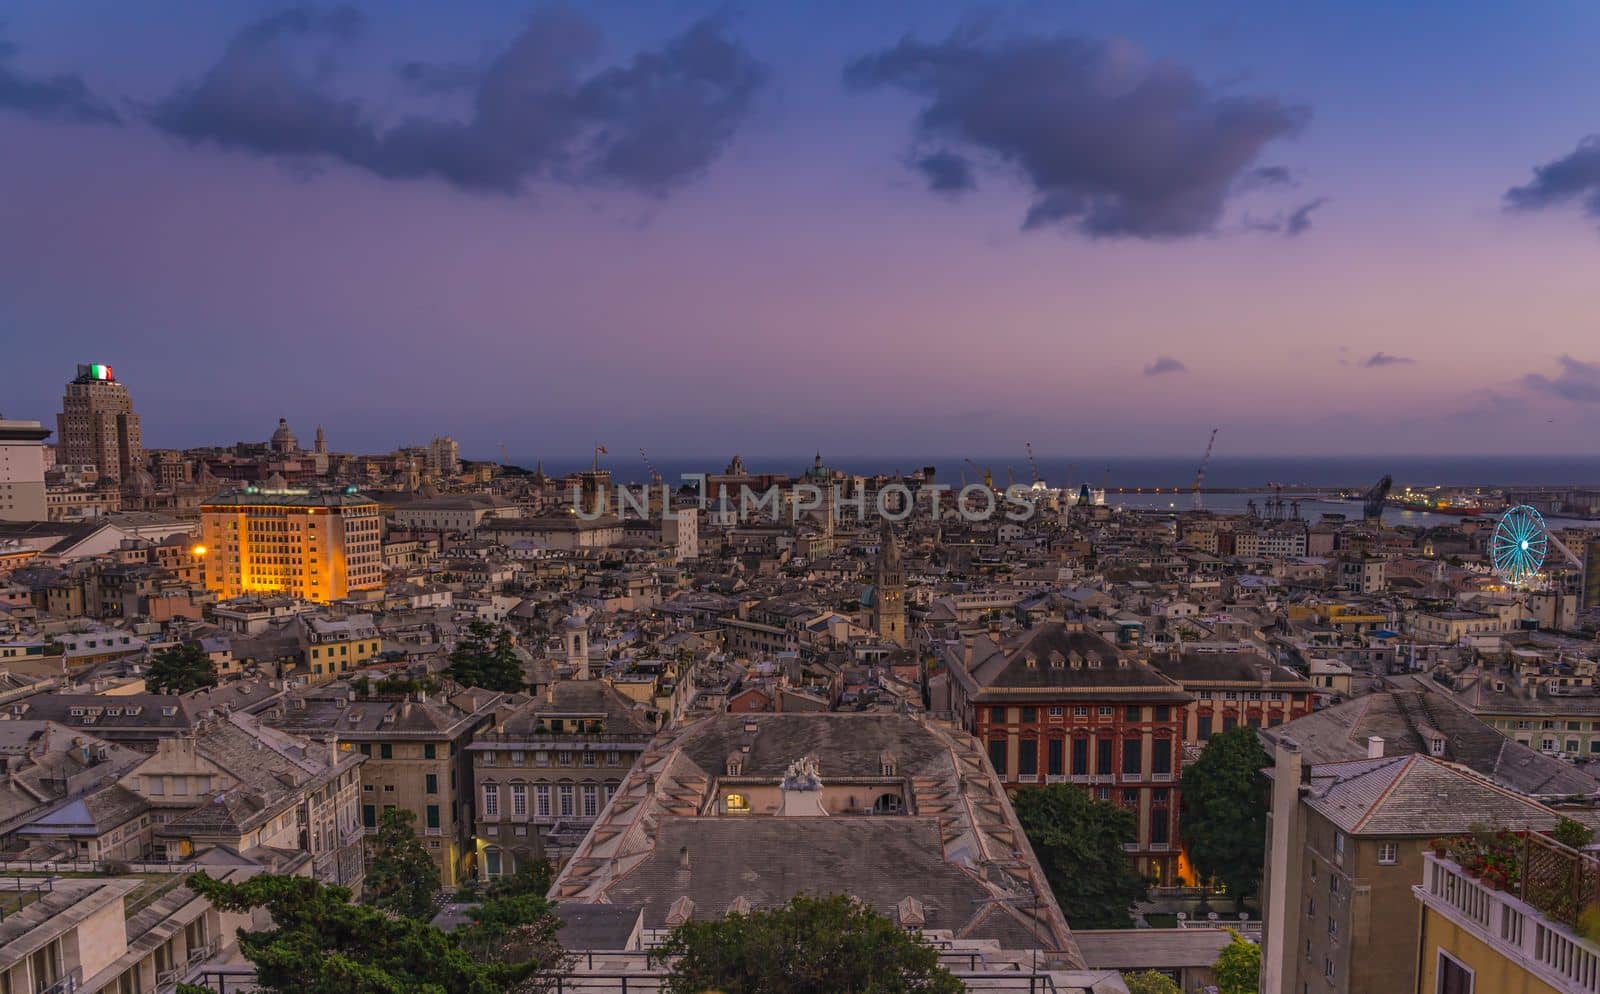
xmin=1389 ymin=489 xmax=1494 ymax=517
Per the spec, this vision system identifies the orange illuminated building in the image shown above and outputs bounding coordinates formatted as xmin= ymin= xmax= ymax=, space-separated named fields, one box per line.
xmin=200 ymin=488 xmax=382 ymax=602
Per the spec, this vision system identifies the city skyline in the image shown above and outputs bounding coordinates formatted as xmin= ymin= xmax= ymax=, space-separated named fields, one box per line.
xmin=4 ymin=1 xmax=1600 ymax=456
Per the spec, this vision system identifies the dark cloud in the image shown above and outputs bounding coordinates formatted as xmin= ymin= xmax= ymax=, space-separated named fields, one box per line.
xmin=845 ymin=28 xmax=1308 ymax=238
xmin=1285 ymin=197 xmax=1326 ymax=235
xmin=1143 ymin=356 xmax=1187 ymax=376
xmin=150 ymin=5 xmax=765 ymax=196
xmin=571 ymin=17 xmax=769 ymax=193
xmin=1524 ymin=355 xmax=1600 ymax=403
xmin=1241 ymin=196 xmax=1326 ymax=237
xmin=395 ymin=60 xmax=480 ymax=96
xmin=1361 ymin=352 xmax=1415 ymax=368
xmin=0 ymin=35 xmax=120 ymax=124
xmin=1505 ymin=136 xmax=1600 ymax=218
xmin=151 ymin=6 xmax=372 ymax=161
xmin=916 ymin=150 xmax=975 ymax=194
xmin=1237 ymin=164 xmax=1294 ymax=191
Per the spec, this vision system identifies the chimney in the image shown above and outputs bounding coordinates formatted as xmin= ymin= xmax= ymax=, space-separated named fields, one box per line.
xmin=1366 ymin=736 xmax=1385 ymax=759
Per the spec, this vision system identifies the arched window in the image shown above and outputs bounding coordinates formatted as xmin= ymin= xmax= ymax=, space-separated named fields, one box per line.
xmin=872 ymin=793 xmax=905 ymax=814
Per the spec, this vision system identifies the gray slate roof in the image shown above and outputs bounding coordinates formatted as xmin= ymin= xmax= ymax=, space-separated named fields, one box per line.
xmin=553 ymin=903 xmax=644 ymax=951
xmin=1073 ymin=927 xmax=1236 ymax=970
xmin=602 ymin=817 xmax=1046 ymax=949
xmin=1262 ymin=688 xmax=1599 ymax=799
xmin=950 ymin=624 xmax=1190 ymax=702
xmin=1301 ymin=754 xmax=1562 ymax=836
xmin=16 ymin=784 xmax=148 ymax=836
xmin=551 ymin=712 xmax=1083 ymax=967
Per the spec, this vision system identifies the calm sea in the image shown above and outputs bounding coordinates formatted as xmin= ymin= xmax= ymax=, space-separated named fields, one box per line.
xmin=511 ymin=455 xmax=1600 ymax=491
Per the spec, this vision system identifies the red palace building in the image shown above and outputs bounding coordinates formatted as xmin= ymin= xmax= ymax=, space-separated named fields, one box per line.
xmin=936 ymin=622 xmax=1193 ymax=885
xmin=1148 ymin=650 xmax=1316 ymax=745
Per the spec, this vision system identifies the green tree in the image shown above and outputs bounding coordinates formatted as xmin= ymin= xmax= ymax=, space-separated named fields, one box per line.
xmin=365 ymin=808 xmax=441 ymax=920
xmin=1181 ymin=726 xmax=1271 ymax=907
xmin=484 ymin=858 xmax=554 ymax=899
xmin=1121 ymin=970 xmax=1181 ymax=994
xmin=452 ymin=859 xmax=569 ymax=993
xmin=1212 ymin=930 xmax=1261 ymax=994
xmin=1556 ymin=816 xmax=1595 ymax=850
xmin=1012 ymin=785 xmax=1149 ymax=928
xmin=446 ymin=621 xmax=525 ymax=692
xmin=185 ymin=872 xmax=543 ymax=994
xmin=146 ymin=641 xmax=219 ymax=694
xmin=649 ymin=893 xmax=963 ymax=994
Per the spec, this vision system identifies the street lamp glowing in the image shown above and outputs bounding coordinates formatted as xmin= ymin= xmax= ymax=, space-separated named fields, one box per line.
xmin=191 ymin=544 xmax=207 ymax=557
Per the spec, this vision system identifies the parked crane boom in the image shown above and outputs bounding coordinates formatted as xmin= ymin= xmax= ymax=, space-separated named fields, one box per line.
xmin=638 ymin=448 xmax=662 ymax=484
xmin=964 ymin=458 xmax=994 ymax=490
xmin=1191 ymin=428 xmax=1219 ymax=511
xmin=1362 ymin=475 xmax=1393 ymax=523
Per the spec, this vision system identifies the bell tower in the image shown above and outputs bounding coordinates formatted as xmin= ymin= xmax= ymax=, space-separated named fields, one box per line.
xmin=562 ymin=615 xmax=590 ymax=680
xmin=874 ymin=522 xmax=906 ymax=647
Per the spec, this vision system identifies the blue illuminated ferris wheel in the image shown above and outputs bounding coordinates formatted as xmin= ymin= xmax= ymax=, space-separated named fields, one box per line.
xmin=1491 ymin=505 xmax=1549 ymax=583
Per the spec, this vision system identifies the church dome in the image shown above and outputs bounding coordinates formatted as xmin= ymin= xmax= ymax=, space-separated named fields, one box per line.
xmin=269 ymin=418 xmax=298 ymax=453
xmin=123 ymin=466 xmax=157 ymax=496
xmin=805 ymin=451 xmax=829 ymax=480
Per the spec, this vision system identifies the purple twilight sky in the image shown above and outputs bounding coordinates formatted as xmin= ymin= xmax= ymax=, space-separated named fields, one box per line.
xmin=2 ymin=0 xmax=1600 ymax=460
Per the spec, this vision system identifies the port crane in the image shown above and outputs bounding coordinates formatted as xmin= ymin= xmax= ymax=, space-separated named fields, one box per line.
xmin=1362 ymin=475 xmax=1393 ymax=523
xmin=1025 ymin=442 xmax=1043 ymax=486
xmin=638 ymin=448 xmax=663 ymax=485
xmin=1191 ymin=428 xmax=1219 ymax=511
xmin=964 ymin=458 xmax=994 ymax=490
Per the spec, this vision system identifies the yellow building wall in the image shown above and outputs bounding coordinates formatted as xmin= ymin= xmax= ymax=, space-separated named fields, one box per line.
xmin=306 ymin=638 xmax=382 ymax=680
xmin=1419 ymin=907 xmax=1563 ymax=994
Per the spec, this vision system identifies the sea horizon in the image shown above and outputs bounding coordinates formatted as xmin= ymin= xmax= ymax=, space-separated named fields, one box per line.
xmin=498 ymin=454 xmax=1600 ymax=490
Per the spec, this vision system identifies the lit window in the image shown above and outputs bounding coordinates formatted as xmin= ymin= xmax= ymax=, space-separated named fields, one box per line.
xmin=726 ymin=793 xmax=750 ymax=813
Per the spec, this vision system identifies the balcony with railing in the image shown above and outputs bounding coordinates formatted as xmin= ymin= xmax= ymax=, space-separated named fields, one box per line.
xmin=39 ymin=969 xmax=83 ymax=994
xmin=1417 ymin=843 xmax=1600 ymax=994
